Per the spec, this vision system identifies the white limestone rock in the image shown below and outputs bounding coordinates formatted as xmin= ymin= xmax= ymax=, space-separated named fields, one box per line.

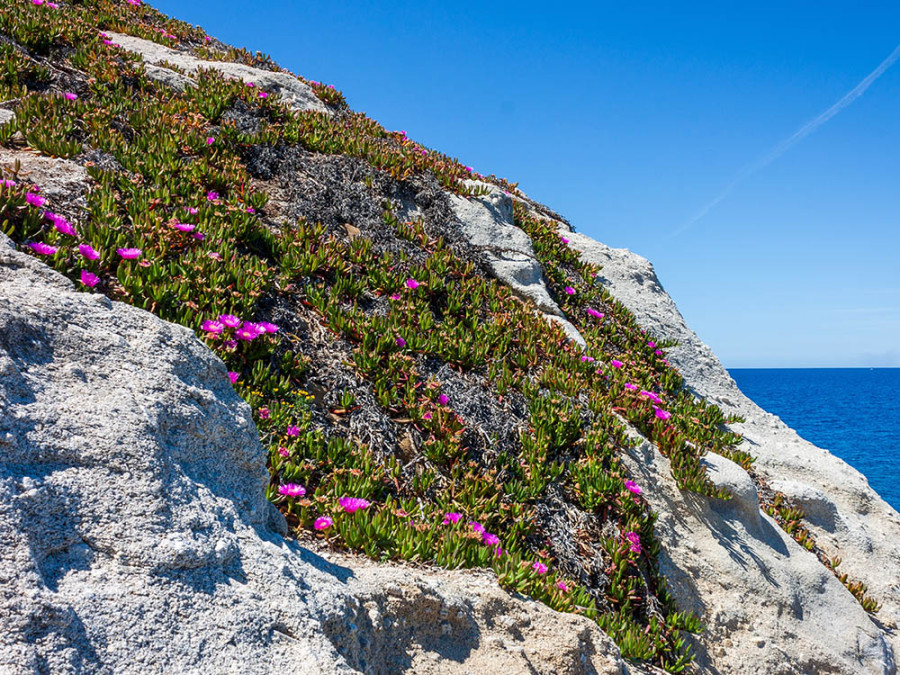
xmin=105 ymin=32 xmax=329 ymax=114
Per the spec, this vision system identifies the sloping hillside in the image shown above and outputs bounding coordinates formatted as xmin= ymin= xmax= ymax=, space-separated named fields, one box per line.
xmin=0 ymin=2 xmax=896 ymax=673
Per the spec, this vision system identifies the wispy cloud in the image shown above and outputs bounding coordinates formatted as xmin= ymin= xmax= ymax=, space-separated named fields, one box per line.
xmin=672 ymin=43 xmax=900 ymax=237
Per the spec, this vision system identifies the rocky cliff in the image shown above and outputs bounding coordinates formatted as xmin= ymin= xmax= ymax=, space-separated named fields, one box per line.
xmin=0 ymin=1 xmax=897 ymax=673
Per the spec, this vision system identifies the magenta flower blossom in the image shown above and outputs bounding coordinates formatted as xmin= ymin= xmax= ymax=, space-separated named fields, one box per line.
xmin=339 ymin=497 xmax=371 ymax=513
xmin=653 ymin=407 xmax=672 ymax=421
xmin=241 ymin=321 xmax=266 ymax=338
xmin=278 ymin=483 xmax=306 ymax=498
xmin=532 ymin=561 xmax=548 ymax=574
xmin=640 ymin=390 xmax=661 ymax=404
xmin=79 ymin=270 xmax=99 ymax=288
xmin=626 ymin=531 xmax=642 ymax=554
xmin=610 ymin=359 xmax=623 ymax=368
xmin=314 ymin=516 xmax=333 ymax=530
xmin=624 ymin=382 xmax=638 ymax=391
xmin=277 ymin=446 xmax=289 ymax=458
xmin=438 ymin=394 xmax=449 ymax=405
xmin=28 ymin=242 xmax=57 ymax=255
xmin=482 ymin=532 xmax=500 ymax=546
xmin=46 ymin=213 xmax=77 ymax=236
xmin=206 ymin=190 xmax=219 ymax=202
xmin=258 ymin=322 xmax=279 ymax=333
xmin=464 ymin=166 xmax=473 ymax=172
xmin=494 ymin=546 xmax=504 ymax=558
xmin=227 ymin=371 xmax=240 ymax=384
xmin=235 ymin=328 xmax=256 ymax=341
xmin=246 ymin=207 xmax=255 ymax=213
xmin=648 ymin=341 xmax=656 ymax=348
xmin=245 ymin=81 xmax=256 ymax=87
xmin=258 ymin=407 xmax=270 ymax=420
xmin=206 ymin=137 xmax=215 ymax=145
xmin=223 ymin=339 xmax=237 ymax=350
xmin=469 ymin=521 xmax=485 ymax=534
xmin=655 ymin=349 xmax=663 ymax=356
xmin=25 ymin=192 xmax=45 ymax=208
xmin=1 ymin=180 xmax=16 ymax=188
xmin=208 ymin=251 xmax=223 ymax=260
xmin=389 ymin=293 xmax=401 ymax=301
xmin=422 ymin=411 xmax=432 ymax=420
xmin=63 ymin=92 xmax=78 ymax=101
xmin=442 ymin=512 xmax=462 ymax=525
xmin=188 ymin=207 xmax=199 ymax=215
xmin=173 ymin=222 xmax=195 ymax=232
xmin=560 ymin=236 xmax=570 ymax=244
xmin=117 ymin=248 xmax=142 ymax=259
xmin=395 ymin=336 xmax=406 ymax=347
xmin=624 ymin=480 xmax=642 ymax=495
xmin=79 ymin=244 xmax=100 ymax=260
xmin=192 ymin=232 xmax=205 ymax=241
xmin=201 ymin=320 xmax=224 ymax=335
xmin=286 ymin=425 xmax=300 ymax=437
xmin=258 ymin=91 xmax=268 ymax=98
xmin=564 ymin=286 xmax=575 ymax=295
xmin=219 ymin=314 xmax=241 ymax=328
xmin=126 ymin=0 xmax=141 ymax=5
xmin=405 ymin=278 xmax=420 ymax=290
xmin=580 ymin=355 xmax=595 ymax=363
xmin=586 ymin=307 xmax=604 ymax=319
xmin=557 ymin=581 xmax=569 ymax=592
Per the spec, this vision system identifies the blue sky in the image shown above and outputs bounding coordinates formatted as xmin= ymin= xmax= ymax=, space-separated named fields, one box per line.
xmin=151 ymin=1 xmax=900 ymax=367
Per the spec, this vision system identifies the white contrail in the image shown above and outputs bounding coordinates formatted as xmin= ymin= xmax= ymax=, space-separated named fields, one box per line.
xmin=673 ymin=43 xmax=900 ymax=236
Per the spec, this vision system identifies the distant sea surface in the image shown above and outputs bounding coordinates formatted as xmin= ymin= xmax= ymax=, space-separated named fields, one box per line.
xmin=728 ymin=368 xmax=900 ymax=513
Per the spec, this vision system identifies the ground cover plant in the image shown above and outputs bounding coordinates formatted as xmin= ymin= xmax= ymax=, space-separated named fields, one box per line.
xmin=0 ymin=0 xmax=879 ymax=669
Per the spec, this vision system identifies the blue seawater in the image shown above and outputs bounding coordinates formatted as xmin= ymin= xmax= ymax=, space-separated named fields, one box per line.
xmin=728 ymin=368 xmax=900 ymax=512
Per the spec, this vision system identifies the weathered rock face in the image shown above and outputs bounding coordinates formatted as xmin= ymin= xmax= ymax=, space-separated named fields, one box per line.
xmin=104 ymin=32 xmax=329 ymax=113
xmin=566 ymin=233 xmax=900 ymax=672
xmin=0 ymin=156 xmax=629 ymax=674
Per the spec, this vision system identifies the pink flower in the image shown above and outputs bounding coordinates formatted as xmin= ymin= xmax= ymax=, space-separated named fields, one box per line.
xmin=314 ymin=517 xmax=333 ymax=530
xmin=655 ymin=349 xmax=663 ymax=356
xmin=532 ymin=561 xmax=548 ymax=574
xmin=188 ymin=207 xmax=199 ymax=215
xmin=442 ymin=512 xmax=462 ymax=525
xmin=564 ymin=286 xmax=575 ymax=295
xmin=586 ymin=308 xmax=604 ymax=319
xmin=277 ymin=446 xmax=289 ymax=457
xmin=389 ymin=294 xmax=401 ymax=301
xmin=422 ymin=411 xmax=432 ymax=420
xmin=559 ymin=236 xmax=570 ymax=244
xmin=653 ymin=407 xmax=672 ymax=421
xmin=626 ymin=531 xmax=641 ymax=554
xmin=173 ymin=222 xmax=195 ymax=232
xmin=610 ymin=360 xmax=623 ymax=368
xmin=219 ymin=314 xmax=241 ymax=328
xmin=1 ymin=180 xmax=16 ymax=188
xmin=223 ymin=339 xmax=237 ymax=350
xmin=201 ymin=320 xmax=224 ymax=335
xmin=258 ymin=322 xmax=279 ymax=334
xmin=245 ymin=82 xmax=256 ymax=87
xmin=75 ymin=244 xmax=99 ymax=261
xmin=339 ymin=497 xmax=371 ymax=513
xmin=286 ymin=425 xmax=300 ymax=437
xmin=278 ymin=483 xmax=306 ymax=498
xmin=25 ymin=192 xmax=45 ymax=208
xmin=438 ymin=394 xmax=449 ymax=405
xmin=28 ymin=242 xmax=57 ymax=255
xmin=32 ymin=0 xmax=43 ymax=5
xmin=469 ymin=521 xmax=485 ymax=534
xmin=206 ymin=191 xmax=219 ymax=202
xmin=258 ymin=91 xmax=268 ymax=98
xmin=79 ymin=270 xmax=99 ymax=287
xmin=482 ymin=532 xmax=500 ymax=546
xmin=117 ymin=247 xmax=142 ymax=259
xmin=648 ymin=341 xmax=656 ymax=348
xmin=241 ymin=321 xmax=265 ymax=338
xmin=246 ymin=207 xmax=255 ymax=213
xmin=207 ymin=251 xmax=223 ymax=261
xmin=624 ymin=382 xmax=638 ymax=391
xmin=494 ymin=546 xmax=504 ymax=557
xmin=557 ymin=581 xmax=569 ymax=592
xmin=63 ymin=92 xmax=78 ymax=101
xmin=464 ymin=166 xmax=473 ymax=172
xmin=395 ymin=336 xmax=406 ymax=347
xmin=227 ymin=371 xmax=240 ymax=384
xmin=126 ymin=0 xmax=141 ymax=5
xmin=640 ymin=390 xmax=661 ymax=404
xmin=405 ymin=278 xmax=420 ymax=290
xmin=580 ymin=355 xmax=595 ymax=363
xmin=46 ymin=212 xmax=77 ymax=236
xmin=206 ymin=137 xmax=215 ymax=145
xmin=258 ymin=407 xmax=270 ymax=420
xmin=624 ymin=480 xmax=642 ymax=495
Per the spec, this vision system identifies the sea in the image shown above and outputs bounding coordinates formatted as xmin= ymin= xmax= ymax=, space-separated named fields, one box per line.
xmin=728 ymin=368 xmax=900 ymax=513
